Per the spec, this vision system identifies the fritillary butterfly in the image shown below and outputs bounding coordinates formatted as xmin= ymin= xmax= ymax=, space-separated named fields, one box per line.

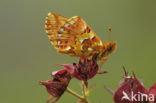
xmin=45 ymin=12 xmax=117 ymax=67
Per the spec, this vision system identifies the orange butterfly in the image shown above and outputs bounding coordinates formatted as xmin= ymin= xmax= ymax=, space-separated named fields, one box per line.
xmin=45 ymin=12 xmax=117 ymax=68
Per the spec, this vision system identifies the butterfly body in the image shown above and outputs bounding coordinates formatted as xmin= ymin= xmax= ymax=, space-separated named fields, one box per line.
xmin=45 ymin=12 xmax=116 ymax=63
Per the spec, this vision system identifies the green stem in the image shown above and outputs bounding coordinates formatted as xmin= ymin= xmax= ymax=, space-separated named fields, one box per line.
xmin=66 ymin=88 xmax=84 ymax=100
xmin=66 ymin=82 xmax=90 ymax=103
xmin=81 ymin=81 xmax=90 ymax=103
xmin=82 ymin=81 xmax=87 ymax=99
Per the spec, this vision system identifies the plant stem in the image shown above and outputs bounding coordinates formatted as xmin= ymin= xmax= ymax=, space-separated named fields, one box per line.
xmin=82 ymin=81 xmax=87 ymax=99
xmin=82 ymin=81 xmax=89 ymax=103
xmin=66 ymin=82 xmax=90 ymax=103
xmin=66 ymin=87 xmax=84 ymax=100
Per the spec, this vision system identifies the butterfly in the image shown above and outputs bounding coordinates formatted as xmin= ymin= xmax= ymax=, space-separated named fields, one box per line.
xmin=45 ymin=12 xmax=117 ymax=68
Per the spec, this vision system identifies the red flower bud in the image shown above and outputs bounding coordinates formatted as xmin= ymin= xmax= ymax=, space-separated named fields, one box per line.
xmin=73 ymin=57 xmax=99 ymax=86
xmin=105 ymin=67 xmax=149 ymax=103
xmin=60 ymin=57 xmax=107 ymax=87
xmin=149 ymin=84 xmax=156 ymax=103
xmin=40 ymin=69 xmax=71 ymax=103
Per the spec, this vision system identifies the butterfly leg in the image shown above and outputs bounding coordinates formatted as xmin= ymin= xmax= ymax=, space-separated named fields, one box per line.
xmin=99 ymin=57 xmax=107 ymax=71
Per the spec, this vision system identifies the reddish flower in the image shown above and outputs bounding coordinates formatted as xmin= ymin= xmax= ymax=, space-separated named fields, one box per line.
xmin=105 ymin=67 xmax=149 ymax=103
xmin=149 ymin=84 xmax=156 ymax=103
xmin=40 ymin=69 xmax=72 ymax=103
xmin=60 ymin=57 xmax=107 ymax=87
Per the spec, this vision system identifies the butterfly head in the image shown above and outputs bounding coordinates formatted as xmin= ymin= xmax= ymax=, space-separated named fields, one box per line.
xmin=102 ymin=26 xmax=117 ymax=56
xmin=106 ymin=41 xmax=117 ymax=54
xmin=100 ymin=41 xmax=117 ymax=58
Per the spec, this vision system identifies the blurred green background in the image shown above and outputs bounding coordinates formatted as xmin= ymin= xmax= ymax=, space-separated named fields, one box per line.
xmin=0 ymin=0 xmax=156 ymax=103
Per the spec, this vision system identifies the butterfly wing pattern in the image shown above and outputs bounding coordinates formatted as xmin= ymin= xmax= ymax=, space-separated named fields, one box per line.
xmin=45 ymin=12 xmax=117 ymax=63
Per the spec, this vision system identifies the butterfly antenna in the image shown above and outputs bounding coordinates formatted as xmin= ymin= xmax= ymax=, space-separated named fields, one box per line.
xmin=108 ymin=27 xmax=111 ymax=41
